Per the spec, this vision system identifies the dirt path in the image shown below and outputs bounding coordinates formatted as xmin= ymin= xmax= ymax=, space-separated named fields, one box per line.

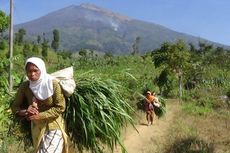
xmin=116 ymin=100 xmax=180 ymax=153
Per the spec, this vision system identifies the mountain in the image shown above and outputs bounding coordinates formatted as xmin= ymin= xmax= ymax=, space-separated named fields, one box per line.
xmin=15 ymin=3 xmax=227 ymax=54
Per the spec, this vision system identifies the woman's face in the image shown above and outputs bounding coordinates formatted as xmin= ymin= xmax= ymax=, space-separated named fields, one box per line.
xmin=26 ymin=63 xmax=41 ymax=81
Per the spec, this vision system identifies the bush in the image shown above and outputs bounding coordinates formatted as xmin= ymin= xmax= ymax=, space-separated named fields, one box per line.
xmin=0 ymin=41 xmax=6 ymax=50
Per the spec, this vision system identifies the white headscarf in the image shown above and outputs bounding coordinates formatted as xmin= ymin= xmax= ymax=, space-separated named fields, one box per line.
xmin=25 ymin=57 xmax=54 ymax=100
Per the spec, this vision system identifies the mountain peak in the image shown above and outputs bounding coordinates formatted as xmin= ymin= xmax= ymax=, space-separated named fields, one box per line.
xmin=79 ymin=3 xmax=131 ymax=22
xmin=80 ymin=3 xmax=103 ymax=11
xmin=15 ymin=3 xmax=224 ymax=54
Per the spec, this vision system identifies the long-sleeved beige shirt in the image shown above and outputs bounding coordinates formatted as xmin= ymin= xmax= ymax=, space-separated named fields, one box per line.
xmin=11 ymin=79 xmax=66 ymax=130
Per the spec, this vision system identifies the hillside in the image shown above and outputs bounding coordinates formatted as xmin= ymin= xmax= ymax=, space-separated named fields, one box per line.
xmin=15 ymin=3 xmax=227 ymax=54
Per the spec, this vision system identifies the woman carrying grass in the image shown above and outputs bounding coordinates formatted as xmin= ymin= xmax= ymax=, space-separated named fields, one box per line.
xmin=144 ymin=91 xmax=155 ymax=126
xmin=11 ymin=57 xmax=71 ymax=153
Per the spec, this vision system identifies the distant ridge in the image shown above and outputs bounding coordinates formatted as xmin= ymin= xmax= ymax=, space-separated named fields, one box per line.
xmin=15 ymin=3 xmax=228 ymax=54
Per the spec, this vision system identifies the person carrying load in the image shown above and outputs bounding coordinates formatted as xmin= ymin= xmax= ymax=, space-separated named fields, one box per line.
xmin=144 ymin=91 xmax=155 ymax=126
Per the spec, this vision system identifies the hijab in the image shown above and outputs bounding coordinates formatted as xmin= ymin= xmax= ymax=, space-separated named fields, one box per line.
xmin=25 ymin=57 xmax=54 ymax=100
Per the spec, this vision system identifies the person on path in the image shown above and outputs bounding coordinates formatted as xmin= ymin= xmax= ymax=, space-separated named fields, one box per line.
xmin=144 ymin=91 xmax=156 ymax=126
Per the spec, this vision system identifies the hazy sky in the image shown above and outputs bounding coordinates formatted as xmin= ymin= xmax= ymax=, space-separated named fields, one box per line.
xmin=1 ymin=0 xmax=230 ymax=46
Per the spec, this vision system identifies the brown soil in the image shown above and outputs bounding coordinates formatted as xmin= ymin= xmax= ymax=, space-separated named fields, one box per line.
xmin=114 ymin=99 xmax=181 ymax=153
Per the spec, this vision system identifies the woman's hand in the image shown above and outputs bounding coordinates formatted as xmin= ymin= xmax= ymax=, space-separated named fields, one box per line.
xmin=27 ymin=102 xmax=39 ymax=116
xmin=26 ymin=101 xmax=40 ymax=120
xmin=27 ymin=114 xmax=40 ymax=120
xmin=16 ymin=109 xmax=28 ymax=117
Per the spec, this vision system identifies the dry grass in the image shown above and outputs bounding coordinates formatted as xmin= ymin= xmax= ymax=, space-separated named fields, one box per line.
xmin=132 ymin=99 xmax=230 ymax=153
xmin=164 ymin=106 xmax=230 ymax=153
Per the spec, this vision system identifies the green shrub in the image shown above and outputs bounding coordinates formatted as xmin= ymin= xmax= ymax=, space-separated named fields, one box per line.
xmin=0 ymin=41 xmax=6 ymax=50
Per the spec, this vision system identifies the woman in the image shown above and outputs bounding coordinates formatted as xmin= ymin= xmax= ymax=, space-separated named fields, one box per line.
xmin=144 ymin=91 xmax=155 ymax=126
xmin=11 ymin=57 xmax=70 ymax=153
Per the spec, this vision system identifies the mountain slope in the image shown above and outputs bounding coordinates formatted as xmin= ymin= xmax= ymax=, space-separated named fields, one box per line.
xmin=15 ymin=3 xmax=225 ymax=54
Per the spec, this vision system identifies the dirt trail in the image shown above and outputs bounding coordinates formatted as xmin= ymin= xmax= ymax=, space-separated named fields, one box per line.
xmin=116 ymin=100 xmax=180 ymax=153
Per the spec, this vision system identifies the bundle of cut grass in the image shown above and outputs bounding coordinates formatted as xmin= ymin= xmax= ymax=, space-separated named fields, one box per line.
xmin=154 ymin=96 xmax=166 ymax=118
xmin=136 ymin=94 xmax=166 ymax=118
xmin=64 ymin=75 xmax=135 ymax=153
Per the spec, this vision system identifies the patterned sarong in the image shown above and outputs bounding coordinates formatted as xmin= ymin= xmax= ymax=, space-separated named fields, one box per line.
xmin=37 ymin=130 xmax=64 ymax=153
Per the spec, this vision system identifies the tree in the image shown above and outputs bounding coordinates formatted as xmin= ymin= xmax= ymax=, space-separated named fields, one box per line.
xmin=212 ymin=47 xmax=230 ymax=70
xmin=0 ymin=40 xmax=6 ymax=50
xmin=0 ymin=10 xmax=9 ymax=38
xmin=79 ymin=48 xmax=88 ymax=63
xmin=152 ymin=39 xmax=191 ymax=98
xmin=22 ymin=43 xmax=31 ymax=58
xmin=42 ymin=40 xmax=49 ymax=58
xmin=104 ymin=51 xmax=113 ymax=59
xmin=51 ymin=29 xmax=60 ymax=51
xmin=79 ymin=48 xmax=87 ymax=57
xmin=37 ymin=35 xmax=41 ymax=44
xmin=32 ymin=44 xmax=39 ymax=55
xmin=41 ymin=33 xmax=49 ymax=57
xmin=15 ymin=28 xmax=26 ymax=45
xmin=155 ymin=69 xmax=176 ymax=96
xmin=197 ymin=41 xmax=214 ymax=65
xmin=198 ymin=41 xmax=213 ymax=54
xmin=131 ymin=36 xmax=141 ymax=55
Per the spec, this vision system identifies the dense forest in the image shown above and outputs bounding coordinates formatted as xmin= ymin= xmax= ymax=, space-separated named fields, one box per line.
xmin=0 ymin=10 xmax=230 ymax=153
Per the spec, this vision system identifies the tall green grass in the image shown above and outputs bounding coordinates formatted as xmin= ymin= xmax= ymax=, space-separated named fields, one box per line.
xmin=64 ymin=74 xmax=136 ymax=153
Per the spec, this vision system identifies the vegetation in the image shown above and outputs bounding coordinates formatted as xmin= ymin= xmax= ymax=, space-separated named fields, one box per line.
xmin=65 ymin=75 xmax=135 ymax=153
xmin=152 ymin=39 xmax=191 ymax=98
xmin=0 ymin=9 xmax=229 ymax=153
xmin=0 ymin=10 xmax=9 ymax=51
xmin=15 ymin=28 xmax=26 ymax=45
xmin=51 ymin=29 xmax=60 ymax=51
xmin=0 ymin=10 xmax=9 ymax=36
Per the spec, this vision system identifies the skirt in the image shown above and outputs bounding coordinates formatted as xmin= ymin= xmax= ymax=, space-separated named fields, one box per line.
xmin=37 ymin=130 xmax=64 ymax=153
